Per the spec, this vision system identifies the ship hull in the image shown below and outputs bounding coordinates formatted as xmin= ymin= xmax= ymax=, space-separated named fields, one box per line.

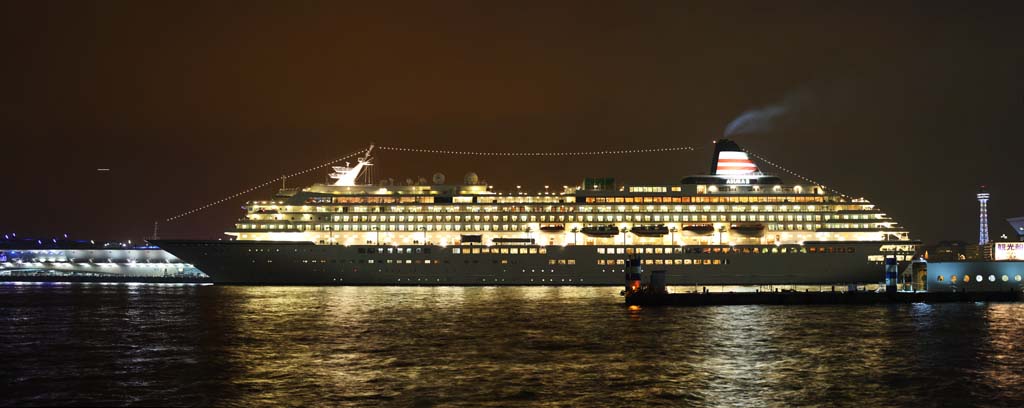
xmin=152 ymin=240 xmax=917 ymax=286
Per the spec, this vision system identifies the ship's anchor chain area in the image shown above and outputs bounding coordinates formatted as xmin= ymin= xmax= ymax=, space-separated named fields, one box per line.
xmin=164 ymin=143 xmax=836 ymax=223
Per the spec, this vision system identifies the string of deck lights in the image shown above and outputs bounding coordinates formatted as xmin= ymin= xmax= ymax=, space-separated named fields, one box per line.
xmin=165 ymin=144 xmax=835 ymax=223
xmin=743 ymin=149 xmax=850 ymax=199
xmin=164 ymin=145 xmax=696 ymax=223
xmin=376 ymin=145 xmax=696 ymax=156
xmin=164 ymin=149 xmax=369 ymax=222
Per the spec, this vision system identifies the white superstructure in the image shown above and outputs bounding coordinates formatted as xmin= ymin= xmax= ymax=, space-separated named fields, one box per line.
xmin=154 ymin=139 xmax=919 ymax=285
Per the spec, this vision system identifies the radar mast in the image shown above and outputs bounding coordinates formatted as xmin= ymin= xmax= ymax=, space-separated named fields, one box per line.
xmin=329 ymin=144 xmax=374 ymax=186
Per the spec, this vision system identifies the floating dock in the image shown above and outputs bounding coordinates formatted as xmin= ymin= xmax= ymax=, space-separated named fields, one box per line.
xmin=622 ymin=256 xmax=1024 ymax=306
xmin=625 ymin=289 xmax=1021 ymax=307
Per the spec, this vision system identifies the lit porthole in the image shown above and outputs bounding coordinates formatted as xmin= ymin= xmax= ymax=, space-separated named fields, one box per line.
xmin=988 ymin=275 xmax=996 ymax=282
xmin=951 ymin=275 xmax=958 ymax=283
xmin=1002 ymin=275 xmax=1009 ymax=282
xmin=937 ymin=275 xmax=944 ymax=282
xmin=1017 ymin=275 xmax=1022 ymax=282
xmin=963 ymin=275 xmax=969 ymax=283
xmin=976 ymin=275 xmax=984 ymax=283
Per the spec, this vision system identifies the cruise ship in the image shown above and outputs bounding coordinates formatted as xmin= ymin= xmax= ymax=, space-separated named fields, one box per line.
xmin=153 ymin=140 xmax=918 ymax=285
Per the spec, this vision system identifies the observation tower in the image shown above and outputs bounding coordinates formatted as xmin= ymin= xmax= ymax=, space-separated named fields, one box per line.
xmin=978 ymin=186 xmax=990 ymax=245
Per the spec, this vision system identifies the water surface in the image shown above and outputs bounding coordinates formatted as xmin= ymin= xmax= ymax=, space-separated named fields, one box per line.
xmin=3 ymin=284 xmax=1024 ymax=406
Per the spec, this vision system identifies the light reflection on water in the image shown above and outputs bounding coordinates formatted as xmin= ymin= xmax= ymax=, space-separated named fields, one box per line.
xmin=3 ymin=285 xmax=1024 ymax=406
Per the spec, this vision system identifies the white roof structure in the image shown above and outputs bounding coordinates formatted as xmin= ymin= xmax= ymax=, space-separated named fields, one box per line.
xmin=330 ymin=145 xmax=374 ymax=186
xmin=1008 ymin=217 xmax=1024 ymax=239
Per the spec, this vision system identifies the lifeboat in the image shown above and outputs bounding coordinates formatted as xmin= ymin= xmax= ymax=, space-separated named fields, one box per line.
xmin=682 ymin=224 xmax=715 ymax=235
xmin=630 ymin=224 xmax=669 ymax=237
xmin=730 ymin=223 xmax=765 ymax=235
xmin=581 ymin=225 xmax=620 ymax=237
xmin=540 ymin=224 xmax=565 ymax=232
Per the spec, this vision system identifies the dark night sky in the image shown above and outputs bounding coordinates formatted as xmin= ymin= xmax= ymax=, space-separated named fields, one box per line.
xmin=1 ymin=1 xmax=1022 ymax=244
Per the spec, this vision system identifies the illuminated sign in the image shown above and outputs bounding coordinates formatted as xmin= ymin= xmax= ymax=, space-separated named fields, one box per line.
xmin=725 ymin=178 xmax=752 ymax=185
xmin=994 ymin=242 xmax=1024 ymax=261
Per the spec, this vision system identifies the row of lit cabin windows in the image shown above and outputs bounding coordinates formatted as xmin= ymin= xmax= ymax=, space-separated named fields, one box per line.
xmin=246 ymin=247 xmax=863 ymax=263
xmin=235 ymin=223 xmax=883 ymax=232
xmin=867 ymin=255 xmax=914 ymax=262
xmin=249 ymin=245 xmax=851 ymax=255
xmin=248 ymin=210 xmax=884 ymax=223
xmin=598 ymin=246 xmax=856 ymax=255
xmin=248 ymin=212 xmax=882 ymax=223
xmin=282 ymin=252 xmax=863 ymax=266
xmin=278 ymin=257 xmax=882 ymax=267
xmin=305 ymin=259 xmax=594 ymax=266
xmin=253 ymin=203 xmax=878 ymax=214
xmin=547 ymin=259 xmax=577 ymax=265
xmin=284 ymin=259 xmax=570 ymax=265
xmin=261 ymin=258 xmax=738 ymax=267
xmin=291 ymin=259 xmax=444 ymax=265
xmin=256 ymin=254 xmax=859 ymax=266
xmin=234 ymin=243 xmax=911 ymax=254
xmin=579 ymin=205 xmax=835 ymax=213
xmin=326 ymin=196 xmax=576 ymax=204
xmin=305 ymin=245 xmax=857 ymax=256
xmin=599 ymin=259 xmax=730 ymax=265
xmin=453 ymin=245 xmax=855 ymax=255
xmin=249 ymin=212 xmax=880 ymax=221
xmin=584 ymin=195 xmax=826 ymax=204
xmin=313 ymin=194 xmax=830 ymax=205
xmin=357 ymin=247 xmax=428 ymax=254
xmin=452 ymin=247 xmax=549 ymax=255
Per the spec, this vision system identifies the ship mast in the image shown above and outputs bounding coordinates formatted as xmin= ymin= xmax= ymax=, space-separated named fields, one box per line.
xmin=329 ymin=144 xmax=375 ymax=186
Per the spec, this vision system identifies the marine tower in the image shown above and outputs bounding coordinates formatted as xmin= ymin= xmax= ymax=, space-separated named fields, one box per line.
xmin=978 ymin=186 xmax=990 ymax=245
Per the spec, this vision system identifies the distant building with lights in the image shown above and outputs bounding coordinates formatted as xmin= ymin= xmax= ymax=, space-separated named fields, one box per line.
xmin=922 ymin=241 xmax=969 ymax=262
xmin=925 ymin=202 xmax=1024 ymax=293
xmin=1009 ymin=217 xmax=1024 ymax=241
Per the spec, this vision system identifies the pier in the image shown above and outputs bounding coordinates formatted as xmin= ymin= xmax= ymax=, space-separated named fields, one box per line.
xmin=625 ymin=289 xmax=1021 ymax=307
xmin=622 ymin=256 xmax=1024 ymax=307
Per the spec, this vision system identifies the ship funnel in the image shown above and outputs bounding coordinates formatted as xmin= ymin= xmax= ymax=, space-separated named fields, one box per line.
xmin=710 ymin=139 xmax=761 ymax=176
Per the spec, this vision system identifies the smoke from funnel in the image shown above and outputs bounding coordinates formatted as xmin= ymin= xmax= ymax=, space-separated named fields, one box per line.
xmin=723 ymin=105 xmax=788 ymax=136
xmin=723 ymin=85 xmax=816 ymax=137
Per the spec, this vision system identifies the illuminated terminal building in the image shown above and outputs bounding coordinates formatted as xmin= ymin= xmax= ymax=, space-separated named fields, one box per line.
xmin=925 ymin=198 xmax=1024 ymax=292
xmin=154 ymin=140 xmax=920 ymax=285
xmin=0 ymin=236 xmax=204 ymax=280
